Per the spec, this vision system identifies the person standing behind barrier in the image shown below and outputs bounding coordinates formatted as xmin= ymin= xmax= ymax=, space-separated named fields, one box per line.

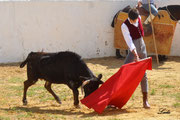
xmin=121 ymin=8 xmax=150 ymax=108
xmin=138 ymin=0 xmax=158 ymax=25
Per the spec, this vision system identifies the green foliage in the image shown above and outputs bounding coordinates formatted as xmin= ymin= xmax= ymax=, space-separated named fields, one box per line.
xmin=172 ymin=93 xmax=180 ymax=101
xmin=159 ymin=84 xmax=175 ymax=88
xmin=8 ymin=77 xmax=24 ymax=83
xmin=150 ymin=89 xmax=156 ymax=95
xmin=0 ymin=116 xmax=10 ymax=120
xmin=173 ymin=102 xmax=180 ymax=108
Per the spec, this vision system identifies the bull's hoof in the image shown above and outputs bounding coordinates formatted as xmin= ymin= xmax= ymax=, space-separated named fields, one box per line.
xmin=56 ymin=100 xmax=62 ymax=104
xmin=23 ymin=100 xmax=28 ymax=105
xmin=74 ymin=104 xmax=80 ymax=109
xmin=55 ymin=97 xmax=62 ymax=104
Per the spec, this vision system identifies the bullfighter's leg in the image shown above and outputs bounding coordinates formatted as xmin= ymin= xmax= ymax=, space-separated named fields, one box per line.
xmin=138 ymin=38 xmax=150 ymax=109
xmin=23 ymin=79 xmax=37 ymax=105
xmin=44 ymin=81 xmax=61 ymax=104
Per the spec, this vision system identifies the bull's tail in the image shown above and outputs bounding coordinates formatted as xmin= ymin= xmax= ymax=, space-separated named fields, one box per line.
xmin=20 ymin=52 xmax=35 ymax=68
xmin=20 ymin=59 xmax=28 ymax=68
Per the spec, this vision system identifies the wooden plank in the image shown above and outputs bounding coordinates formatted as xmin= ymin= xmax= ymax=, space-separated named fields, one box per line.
xmin=114 ymin=10 xmax=177 ymax=55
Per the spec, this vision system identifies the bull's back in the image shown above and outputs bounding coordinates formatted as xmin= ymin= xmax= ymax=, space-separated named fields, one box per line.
xmin=38 ymin=51 xmax=93 ymax=84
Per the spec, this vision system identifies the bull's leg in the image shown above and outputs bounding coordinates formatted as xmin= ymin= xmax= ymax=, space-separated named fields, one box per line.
xmin=44 ymin=81 xmax=61 ymax=104
xmin=67 ymin=81 xmax=80 ymax=107
xmin=23 ymin=79 xmax=37 ymax=105
xmin=72 ymin=88 xmax=79 ymax=107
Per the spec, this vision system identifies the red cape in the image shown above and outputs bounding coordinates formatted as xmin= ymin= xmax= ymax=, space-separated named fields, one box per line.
xmin=81 ymin=57 xmax=152 ymax=114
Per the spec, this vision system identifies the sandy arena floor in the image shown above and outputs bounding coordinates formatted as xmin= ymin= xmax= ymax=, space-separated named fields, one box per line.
xmin=0 ymin=56 xmax=179 ymax=120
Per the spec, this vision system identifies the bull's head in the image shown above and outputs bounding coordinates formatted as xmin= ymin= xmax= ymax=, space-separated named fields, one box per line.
xmin=80 ymin=74 xmax=103 ymax=98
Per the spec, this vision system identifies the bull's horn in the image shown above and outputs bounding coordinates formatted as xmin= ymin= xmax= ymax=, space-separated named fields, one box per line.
xmin=81 ymin=80 xmax=91 ymax=95
xmin=82 ymin=80 xmax=91 ymax=88
xmin=81 ymin=86 xmax=84 ymax=95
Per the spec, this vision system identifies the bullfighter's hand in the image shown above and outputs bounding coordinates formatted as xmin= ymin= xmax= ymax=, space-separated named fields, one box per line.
xmin=134 ymin=55 xmax=140 ymax=62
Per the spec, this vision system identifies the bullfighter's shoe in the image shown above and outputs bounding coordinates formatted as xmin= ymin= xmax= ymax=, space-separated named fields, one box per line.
xmin=143 ymin=92 xmax=151 ymax=109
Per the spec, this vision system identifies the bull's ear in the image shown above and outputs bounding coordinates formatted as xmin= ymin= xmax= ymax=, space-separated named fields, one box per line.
xmin=98 ymin=80 xmax=104 ymax=84
xmin=97 ymin=74 xmax=102 ymax=80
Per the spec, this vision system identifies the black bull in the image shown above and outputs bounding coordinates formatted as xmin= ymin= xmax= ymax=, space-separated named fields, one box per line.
xmin=20 ymin=51 xmax=103 ymax=106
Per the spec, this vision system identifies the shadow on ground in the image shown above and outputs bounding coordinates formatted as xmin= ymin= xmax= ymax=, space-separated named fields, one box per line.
xmin=0 ymin=105 xmax=130 ymax=118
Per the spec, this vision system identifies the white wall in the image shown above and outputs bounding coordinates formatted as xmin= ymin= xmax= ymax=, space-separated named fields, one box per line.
xmin=0 ymin=0 xmax=180 ymax=63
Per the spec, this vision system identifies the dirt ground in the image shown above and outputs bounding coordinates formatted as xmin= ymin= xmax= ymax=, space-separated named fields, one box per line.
xmin=0 ymin=56 xmax=180 ymax=120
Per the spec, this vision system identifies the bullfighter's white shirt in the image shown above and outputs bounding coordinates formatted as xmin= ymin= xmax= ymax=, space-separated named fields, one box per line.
xmin=121 ymin=17 xmax=140 ymax=52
